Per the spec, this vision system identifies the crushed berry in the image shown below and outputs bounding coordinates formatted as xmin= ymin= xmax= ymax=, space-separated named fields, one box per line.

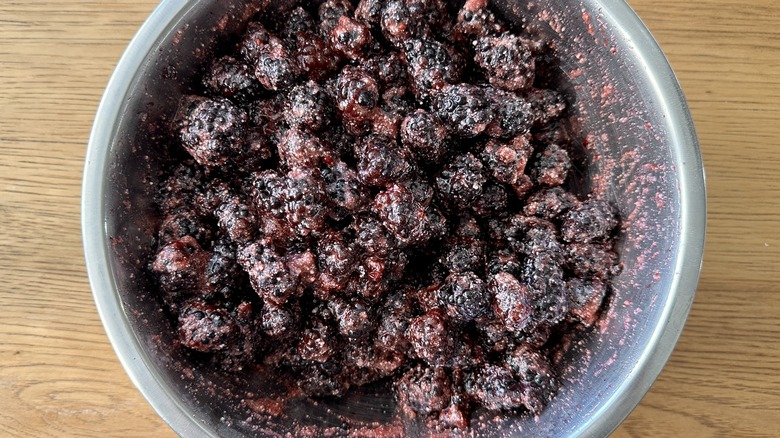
xmin=524 ymin=187 xmax=579 ymax=219
xmin=150 ymin=1 xmax=623 ymax=432
xmin=531 ymin=143 xmax=572 ymax=187
xmin=481 ymin=135 xmax=534 ymax=197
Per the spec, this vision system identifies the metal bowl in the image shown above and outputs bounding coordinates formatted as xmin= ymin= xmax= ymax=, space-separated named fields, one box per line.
xmin=82 ymin=0 xmax=705 ymax=436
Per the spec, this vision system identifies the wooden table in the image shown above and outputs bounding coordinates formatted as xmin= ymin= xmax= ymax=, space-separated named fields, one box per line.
xmin=1 ymin=1 xmax=777 ymax=436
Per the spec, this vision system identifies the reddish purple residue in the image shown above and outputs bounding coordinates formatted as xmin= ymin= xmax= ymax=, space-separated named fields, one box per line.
xmin=582 ymin=10 xmax=595 ymax=36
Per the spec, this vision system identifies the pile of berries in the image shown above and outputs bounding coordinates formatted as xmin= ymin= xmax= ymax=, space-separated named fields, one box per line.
xmin=151 ymin=0 xmax=621 ymax=431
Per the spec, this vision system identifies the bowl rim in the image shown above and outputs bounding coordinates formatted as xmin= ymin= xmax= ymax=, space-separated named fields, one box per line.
xmin=81 ymin=0 xmax=706 ymax=436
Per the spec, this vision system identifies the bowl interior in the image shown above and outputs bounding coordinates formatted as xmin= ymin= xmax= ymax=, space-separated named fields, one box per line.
xmin=89 ymin=0 xmax=704 ymax=436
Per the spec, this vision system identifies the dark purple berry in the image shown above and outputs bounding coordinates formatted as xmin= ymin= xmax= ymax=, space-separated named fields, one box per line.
xmin=530 ymin=144 xmax=572 ymax=187
xmin=331 ymin=16 xmax=373 ymax=60
xmin=284 ymin=81 xmax=333 ymax=131
xmin=396 ymin=365 xmax=452 ymax=415
xmin=436 ymin=153 xmax=487 ymax=208
xmin=400 ymin=109 xmax=449 ymax=165
xmin=431 ymin=84 xmax=492 ymax=137
xmin=560 ymin=199 xmax=620 ymax=243
xmin=355 ymin=135 xmax=413 ymax=187
xmin=176 ymin=96 xmax=248 ymax=167
xmin=203 ymin=56 xmax=259 ymax=101
xmin=474 ymin=33 xmax=535 ymax=91
xmin=439 ymin=271 xmax=491 ymax=322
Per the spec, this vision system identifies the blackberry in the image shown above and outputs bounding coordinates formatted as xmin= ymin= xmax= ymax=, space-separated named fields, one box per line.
xmin=335 ymin=66 xmax=380 ymax=134
xmin=375 ymin=293 xmax=412 ymax=354
xmin=330 ymin=16 xmax=373 ymax=60
xmin=280 ymin=6 xmax=315 ymax=40
xmin=176 ymin=96 xmax=248 ymax=167
xmin=436 ymin=152 xmax=487 ymax=209
xmin=152 ymin=237 xmax=211 ymax=304
xmin=402 ymin=39 xmax=463 ymax=101
xmin=355 ymin=0 xmax=385 ymax=27
xmin=527 ymin=88 xmax=567 ymax=128
xmin=563 ymin=243 xmax=621 ymax=279
xmin=238 ymin=22 xmax=274 ymax=63
xmin=351 ymin=213 xmax=396 ymax=256
xmin=237 ymin=240 xmax=299 ymax=305
xmin=317 ymin=231 xmax=359 ymax=285
xmin=471 ymin=183 xmax=509 ymax=218
xmin=329 ymin=299 xmax=373 ymax=339
xmin=318 ymin=0 xmax=354 ymax=34
xmin=295 ymin=32 xmax=340 ymax=82
xmin=284 ymin=81 xmax=333 ymax=131
xmin=178 ymin=299 xmax=240 ymax=353
xmin=283 ymin=168 xmax=329 ymax=237
xmin=254 ymin=37 xmax=300 ymax=91
xmin=511 ymin=215 xmax=561 ymax=256
xmin=523 ymin=187 xmax=579 ymax=220
xmin=355 ymin=135 xmax=413 ymax=187
xmin=322 ymin=160 xmax=369 ymax=214
xmin=485 ymin=88 xmax=533 ymax=138
xmin=474 ymin=33 xmax=536 ymax=91
xmin=381 ymin=0 xmax=450 ymax=46
xmin=439 ymin=271 xmax=491 ymax=323
xmin=465 ymin=363 xmax=524 ymax=411
xmin=372 ymin=183 xmax=430 ymax=246
xmin=452 ymin=0 xmax=506 ymax=42
xmin=365 ymin=51 xmax=408 ymax=86
xmin=381 ymin=85 xmax=416 ymax=116
xmin=560 ymin=199 xmax=620 ymax=243
xmin=431 ymin=84 xmax=492 ymax=137
xmin=249 ymin=169 xmax=287 ymax=218
xmin=261 ymin=303 xmax=297 ymax=338
xmin=481 ymin=136 xmax=534 ymax=197
xmin=204 ymin=240 xmax=245 ymax=298
xmin=400 ymin=109 xmax=448 ymax=165
xmin=215 ymin=195 xmax=256 ymax=243
xmin=158 ymin=208 xmax=212 ymax=246
xmin=203 ymin=56 xmax=259 ymax=101
xmin=277 ymin=127 xmax=334 ymax=169
xmin=486 ymin=246 xmax=523 ymax=278
xmin=396 ymin=365 xmax=452 ymax=415
xmin=506 ymin=345 xmax=559 ymax=415
xmin=440 ymin=235 xmax=486 ymax=274
xmin=489 ymin=272 xmax=533 ymax=334
xmin=406 ymin=309 xmax=453 ymax=366
xmin=400 ymin=172 xmax=434 ymax=206
xmin=566 ymin=278 xmax=608 ymax=326
xmin=530 ymin=143 xmax=572 ymax=187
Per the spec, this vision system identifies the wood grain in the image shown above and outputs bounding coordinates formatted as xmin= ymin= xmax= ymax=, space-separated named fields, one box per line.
xmin=0 ymin=1 xmax=778 ymax=436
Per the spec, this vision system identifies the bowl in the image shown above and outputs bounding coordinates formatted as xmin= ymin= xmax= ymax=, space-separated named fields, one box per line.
xmin=82 ymin=0 xmax=706 ymax=436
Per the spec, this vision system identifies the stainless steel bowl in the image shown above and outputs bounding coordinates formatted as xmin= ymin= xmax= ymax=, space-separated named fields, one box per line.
xmin=82 ymin=0 xmax=706 ymax=436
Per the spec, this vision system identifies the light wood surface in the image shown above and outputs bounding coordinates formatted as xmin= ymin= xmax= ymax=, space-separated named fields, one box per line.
xmin=1 ymin=1 xmax=777 ymax=436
